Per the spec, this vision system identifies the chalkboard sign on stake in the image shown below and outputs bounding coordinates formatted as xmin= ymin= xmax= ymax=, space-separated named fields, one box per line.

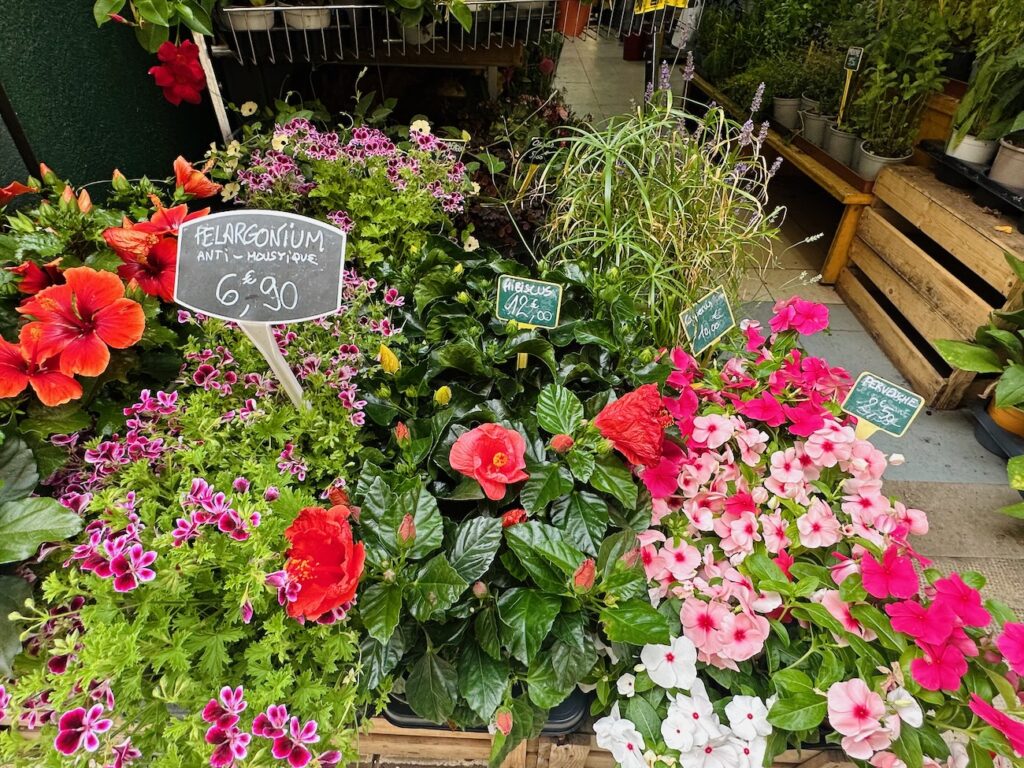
xmin=175 ymin=210 xmax=348 ymax=409
xmin=841 ymin=372 xmax=924 ymax=439
xmin=681 ymin=286 xmax=735 ymax=355
xmin=521 ymin=138 xmax=559 ymax=165
xmin=495 ymin=275 xmax=563 ymax=329
xmin=845 ymin=46 xmax=864 ymax=71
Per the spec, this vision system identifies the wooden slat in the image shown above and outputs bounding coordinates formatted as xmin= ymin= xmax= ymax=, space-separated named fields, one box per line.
xmin=849 ymin=237 xmax=963 ymax=347
xmin=836 ymin=268 xmax=945 ymax=401
xmin=858 ymin=207 xmax=994 ymax=338
xmin=873 ymin=166 xmax=1024 ymax=295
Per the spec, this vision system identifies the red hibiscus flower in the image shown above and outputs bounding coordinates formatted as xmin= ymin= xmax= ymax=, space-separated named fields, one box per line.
xmin=116 ymin=236 xmax=177 ymax=302
xmin=17 ymin=267 xmax=145 ymax=377
xmin=593 ymin=384 xmax=671 ymax=467
xmin=283 ymin=505 xmax=365 ymax=621
xmin=0 ymin=325 xmax=82 ymax=406
xmin=0 ymin=180 xmax=35 ymax=207
xmin=173 ymin=156 xmax=221 ymax=199
xmin=9 ymin=258 xmax=64 ymax=295
xmin=449 ymin=423 xmax=529 ymax=501
xmin=148 ymin=41 xmax=206 ymax=106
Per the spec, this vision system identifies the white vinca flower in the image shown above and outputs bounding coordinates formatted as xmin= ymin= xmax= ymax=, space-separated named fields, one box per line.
xmin=731 ymin=735 xmax=767 ymax=768
xmin=680 ymin=736 xmax=741 ymax=768
xmin=886 ymin=687 xmax=923 ymax=728
xmin=617 ymin=673 xmax=636 ymax=698
xmin=594 ymin=703 xmax=646 ymax=768
xmin=661 ymin=680 xmax=723 ymax=751
xmin=640 ymin=636 xmax=697 ymax=690
xmin=724 ymin=695 xmax=772 ymax=741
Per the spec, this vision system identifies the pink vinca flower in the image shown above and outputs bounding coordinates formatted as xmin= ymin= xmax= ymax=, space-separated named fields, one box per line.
xmin=884 ymin=600 xmax=954 ymax=646
xmin=661 ymin=539 xmax=701 ymax=581
xmin=54 ymin=704 xmax=112 ymax=755
xmin=770 ymin=297 xmax=830 ymax=336
xmin=860 ymin=546 xmax=917 ymax=600
xmin=826 ymin=679 xmax=892 ymax=759
xmin=820 ymin=591 xmax=874 ymax=640
xmin=272 ymin=717 xmax=320 ymax=768
xmin=797 ymin=499 xmax=843 ymax=549
xmin=109 ymin=543 xmax=157 ymax=592
xmin=691 ymin=415 xmax=735 ymax=450
xmin=911 ymin=643 xmax=967 ymax=692
xmin=719 ymin=612 xmax=768 ymax=662
xmin=681 ymin=598 xmax=729 ymax=654
xmin=933 ymin=573 xmax=991 ymax=627
xmin=998 ymin=622 xmax=1024 ymax=675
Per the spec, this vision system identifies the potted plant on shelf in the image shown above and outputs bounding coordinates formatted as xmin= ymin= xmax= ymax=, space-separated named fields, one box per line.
xmin=280 ymin=0 xmax=333 ymax=29
xmin=763 ymin=55 xmax=806 ymax=131
xmin=555 ymin=0 xmax=591 ymax=38
xmin=849 ymin=0 xmax=949 ymax=180
xmin=222 ymin=0 xmax=279 ymax=32
xmin=990 ymin=131 xmax=1024 ymax=192
xmin=946 ymin=0 xmax=1024 ymax=165
xmin=800 ymin=47 xmax=844 ymax=147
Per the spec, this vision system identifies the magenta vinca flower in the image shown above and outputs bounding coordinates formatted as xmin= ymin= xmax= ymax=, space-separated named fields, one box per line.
xmin=252 ymin=703 xmax=289 ymax=738
xmin=202 ymin=686 xmax=248 ymax=728
xmin=54 ymin=704 xmax=112 ymax=755
xmin=205 ymin=725 xmax=251 ymax=768
xmin=271 ymin=717 xmax=320 ymax=768
xmin=109 ymin=543 xmax=157 ymax=592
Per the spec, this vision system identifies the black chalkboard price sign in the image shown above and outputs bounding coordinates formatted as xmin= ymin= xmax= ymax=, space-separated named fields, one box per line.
xmin=521 ymin=138 xmax=560 ymax=165
xmin=175 ymin=210 xmax=347 ymax=324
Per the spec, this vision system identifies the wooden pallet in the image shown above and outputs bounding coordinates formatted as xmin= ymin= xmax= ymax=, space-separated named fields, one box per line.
xmin=833 ymin=165 xmax=1024 ymax=407
xmin=357 ymin=718 xmax=853 ymax=768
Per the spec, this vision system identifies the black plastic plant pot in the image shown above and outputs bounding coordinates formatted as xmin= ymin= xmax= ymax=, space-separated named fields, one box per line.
xmin=969 ymin=400 xmax=1024 ymax=499
xmin=384 ymin=689 xmax=590 ymax=735
xmin=921 ymin=140 xmax=1024 ymax=232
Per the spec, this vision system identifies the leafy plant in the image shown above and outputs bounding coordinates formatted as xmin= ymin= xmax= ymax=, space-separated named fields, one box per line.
xmin=92 ymin=0 xmax=219 ymax=52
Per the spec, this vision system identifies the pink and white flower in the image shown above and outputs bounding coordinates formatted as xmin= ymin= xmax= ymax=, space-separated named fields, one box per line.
xmin=641 ymin=636 xmax=698 ymax=690
xmin=54 ymin=704 xmax=112 ymax=755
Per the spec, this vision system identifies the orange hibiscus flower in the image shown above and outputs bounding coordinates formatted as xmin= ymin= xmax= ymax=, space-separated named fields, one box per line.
xmin=0 ymin=181 xmax=35 ymax=207
xmin=0 ymin=325 xmax=82 ymax=406
xmin=283 ymin=505 xmax=366 ymax=621
xmin=115 ymin=237 xmax=178 ymax=302
xmin=18 ymin=267 xmax=145 ymax=377
xmin=173 ymin=156 xmax=222 ymax=199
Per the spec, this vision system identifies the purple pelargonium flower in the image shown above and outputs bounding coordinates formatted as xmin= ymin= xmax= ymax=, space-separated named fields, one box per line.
xmin=205 ymin=725 xmax=251 ymax=768
xmin=109 ymin=544 xmax=157 ymax=592
xmin=252 ymin=704 xmax=289 ymax=738
xmin=111 ymin=738 xmax=142 ymax=768
xmin=202 ymin=686 xmax=248 ymax=728
xmin=271 ymin=717 xmax=320 ymax=768
xmin=0 ymin=684 xmax=10 ymax=721
xmin=54 ymin=704 xmax=112 ymax=755
xmin=317 ymin=751 xmax=342 ymax=768
xmin=266 ymin=570 xmax=300 ymax=606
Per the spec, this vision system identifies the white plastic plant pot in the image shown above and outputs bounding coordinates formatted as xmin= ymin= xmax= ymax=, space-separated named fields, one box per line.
xmin=282 ymin=3 xmax=332 ymax=29
xmin=945 ymin=134 xmax=999 ymax=166
xmin=799 ymin=93 xmax=820 ymax=114
xmin=988 ymin=138 xmax=1024 ymax=193
xmin=853 ymin=141 xmax=912 ymax=181
xmin=824 ymin=123 xmax=858 ymax=167
xmin=402 ymin=20 xmax=436 ymax=44
xmin=772 ymin=97 xmax=801 ymax=131
xmin=226 ymin=1 xmax=278 ymax=31
xmin=801 ymin=112 xmax=832 ymax=147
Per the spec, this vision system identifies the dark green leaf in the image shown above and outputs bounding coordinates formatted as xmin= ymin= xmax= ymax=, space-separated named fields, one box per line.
xmin=626 ymin=697 xmax=662 ymax=745
xmin=448 ymin=517 xmax=503 ymax=582
xmin=550 ymin=491 xmax=609 ymax=555
xmin=0 ymin=576 xmax=31 ymax=675
xmin=773 ymin=668 xmax=814 ymax=694
xmin=497 ymin=588 xmax=561 ymax=664
xmin=406 ymin=651 xmax=458 ymax=723
xmin=892 ymin=724 xmax=923 ymax=768
xmin=767 ymin=692 xmax=827 ymax=731
xmin=361 ymin=624 xmax=412 ymax=690
xmin=520 ymin=463 xmax=573 ymax=514
xmin=851 ymin=604 xmax=907 ymax=652
xmin=505 ymin=521 xmax=585 ymax=592
xmin=564 ymin=449 xmax=595 ymax=482
xmin=0 ymin=498 xmax=83 ymax=564
xmin=458 ymin=642 xmax=509 ymax=720
xmin=0 ymin=438 xmax=38 ymax=502
xmin=360 ymin=476 xmax=443 ymax=562
xmin=406 ymin=555 xmax=468 ymax=621
xmin=536 ymin=384 xmax=585 ymax=435
xmin=526 ymin=655 xmax=575 ymax=709
xmin=361 ymin=582 xmax=403 ymax=644
xmin=475 ymin=606 xmax=502 ymax=659
xmin=599 ymin=599 xmax=669 ymax=645
xmin=589 ymin=456 xmax=638 ymax=510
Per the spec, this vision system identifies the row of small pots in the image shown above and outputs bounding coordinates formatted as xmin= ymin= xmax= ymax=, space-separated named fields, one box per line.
xmin=945 ymin=134 xmax=1024 ymax=194
xmin=771 ymin=95 xmax=906 ymax=181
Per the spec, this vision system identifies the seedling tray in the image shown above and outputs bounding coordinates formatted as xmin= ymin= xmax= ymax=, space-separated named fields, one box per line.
xmin=920 ymin=140 xmax=1024 ymax=232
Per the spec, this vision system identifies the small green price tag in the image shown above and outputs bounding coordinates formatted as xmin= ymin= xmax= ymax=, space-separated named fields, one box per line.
xmin=845 ymin=46 xmax=864 ymax=71
xmin=681 ymin=286 xmax=735 ymax=354
xmin=841 ymin=372 xmax=924 ymax=439
xmin=495 ymin=275 xmax=562 ymax=329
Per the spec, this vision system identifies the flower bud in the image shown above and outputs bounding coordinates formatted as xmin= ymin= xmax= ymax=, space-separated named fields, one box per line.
xmin=77 ymin=189 xmax=93 ymax=214
xmin=394 ymin=421 xmax=411 ymax=446
xmin=550 ymin=434 xmax=574 ymax=454
xmin=398 ymin=513 xmax=416 ymax=546
xmin=456 ymin=291 xmax=470 ymax=304
xmin=501 ymin=508 xmax=528 ymax=528
xmin=573 ymin=558 xmax=596 ymax=591
xmin=264 ymin=486 xmax=280 ymax=502
xmin=232 ymin=477 xmax=250 ymax=494
xmin=472 ymin=581 xmax=489 ymax=599
xmin=383 ymin=568 xmax=396 ymax=583
xmin=434 ymin=386 xmax=452 ymax=406
xmin=111 ymin=168 xmax=129 ymax=191
xmin=453 ymin=263 xmax=464 ymax=276
xmin=494 ymin=708 xmax=513 ymax=736
xmin=596 ymin=439 xmax=614 ymax=456
xmin=378 ymin=344 xmax=401 ymax=375
xmin=639 ymin=348 xmax=654 ymax=364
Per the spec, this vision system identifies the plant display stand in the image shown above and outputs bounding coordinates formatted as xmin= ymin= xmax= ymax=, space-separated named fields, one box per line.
xmin=824 ymin=164 xmax=1024 ymax=407
xmin=356 ymin=718 xmax=853 ymax=768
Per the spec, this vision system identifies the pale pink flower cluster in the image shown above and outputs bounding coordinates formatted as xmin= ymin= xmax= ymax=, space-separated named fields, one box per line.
xmin=826 ymin=679 xmax=922 ymax=760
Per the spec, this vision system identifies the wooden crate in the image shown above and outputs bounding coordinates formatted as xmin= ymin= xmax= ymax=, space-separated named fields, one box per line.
xmin=357 ymin=717 xmax=853 ymax=768
xmin=834 ymin=165 xmax=1024 ymax=408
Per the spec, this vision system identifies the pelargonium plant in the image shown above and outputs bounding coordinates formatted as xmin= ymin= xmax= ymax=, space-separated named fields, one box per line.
xmin=587 ymin=299 xmax=1024 ymax=768
xmin=0 ymin=273 xmax=403 ymax=768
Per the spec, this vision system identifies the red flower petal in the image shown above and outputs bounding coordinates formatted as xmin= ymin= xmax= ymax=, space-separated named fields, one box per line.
xmin=58 ymin=333 xmax=110 ymax=377
xmin=94 ymin=299 xmax=146 ymax=349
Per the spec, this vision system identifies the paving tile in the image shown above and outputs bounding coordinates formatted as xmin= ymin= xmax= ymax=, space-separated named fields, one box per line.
xmin=739 ymin=275 xmax=771 ymax=302
xmin=762 ymin=268 xmax=842 ymax=304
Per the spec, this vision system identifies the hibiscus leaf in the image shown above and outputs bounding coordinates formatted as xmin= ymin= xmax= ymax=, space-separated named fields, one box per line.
xmin=626 ymin=696 xmax=662 ymax=746
xmin=536 ymin=384 xmax=585 ymax=435
xmin=360 ymin=624 xmax=412 ymax=690
xmin=406 ymin=555 xmax=468 ymax=621
xmin=0 ymin=576 xmax=32 ymax=675
xmin=767 ymin=692 xmax=827 ymax=731
xmin=475 ymin=606 xmax=502 ymax=660
xmin=0 ymin=438 xmax=38 ymax=502
xmin=406 ymin=651 xmax=458 ymax=723
xmin=550 ymin=491 xmax=608 ymax=555
xmin=526 ymin=655 xmax=575 ymax=709
xmin=505 ymin=521 xmax=585 ymax=592
xmin=458 ymin=641 xmax=508 ymax=721
xmin=93 ymin=0 xmax=127 ymax=25
xmin=520 ymin=463 xmax=573 ymax=514
xmin=497 ymin=588 xmax=560 ymax=665
xmin=589 ymin=456 xmax=638 ymax=511
xmin=448 ymin=517 xmax=503 ymax=582
xmin=360 ymin=582 xmax=403 ymax=644
xmin=564 ymin=449 xmax=595 ymax=482
xmin=599 ymin=599 xmax=669 ymax=645
xmin=360 ymin=476 xmax=443 ymax=564
xmin=0 ymin=498 xmax=83 ymax=565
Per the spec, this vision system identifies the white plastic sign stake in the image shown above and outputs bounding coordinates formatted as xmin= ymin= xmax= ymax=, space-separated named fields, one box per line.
xmin=175 ymin=210 xmax=347 ymax=410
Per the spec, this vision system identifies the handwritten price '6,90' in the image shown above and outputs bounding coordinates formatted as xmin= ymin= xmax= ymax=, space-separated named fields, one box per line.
xmin=216 ymin=271 xmax=298 ymax=318
xmin=502 ymin=294 xmax=555 ymax=324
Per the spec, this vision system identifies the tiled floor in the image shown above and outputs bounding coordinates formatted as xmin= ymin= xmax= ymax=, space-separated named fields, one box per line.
xmin=553 ymin=36 xmax=646 ymax=121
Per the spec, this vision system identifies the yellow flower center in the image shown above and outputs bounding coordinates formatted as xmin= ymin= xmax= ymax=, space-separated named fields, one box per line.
xmin=286 ymin=557 xmax=313 ymax=582
xmin=491 ymin=452 xmax=509 ymax=468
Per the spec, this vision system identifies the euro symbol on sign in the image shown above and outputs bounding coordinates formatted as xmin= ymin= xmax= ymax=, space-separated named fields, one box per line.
xmin=242 ymin=270 xmax=257 ymax=285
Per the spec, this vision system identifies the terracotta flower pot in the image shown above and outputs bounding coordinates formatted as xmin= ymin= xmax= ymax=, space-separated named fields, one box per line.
xmin=556 ymin=0 xmax=590 ymax=37
xmin=988 ymin=400 xmax=1024 ymax=438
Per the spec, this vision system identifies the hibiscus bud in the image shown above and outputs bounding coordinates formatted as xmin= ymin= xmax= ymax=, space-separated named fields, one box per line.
xmin=494 ymin=708 xmax=513 ymax=736
xmin=77 ymin=189 xmax=92 ymax=214
xmin=573 ymin=558 xmax=596 ymax=591
xmin=452 ymin=263 xmax=464 ymax=276
xmin=394 ymin=421 xmax=411 ymax=446
xmin=639 ymin=348 xmax=654 ymax=364
xmin=501 ymin=508 xmax=528 ymax=528
xmin=472 ymin=581 xmax=489 ymax=598
xmin=383 ymin=569 xmax=396 ymax=583
xmin=550 ymin=434 xmax=574 ymax=454
xmin=596 ymin=439 xmax=614 ymax=456
xmin=434 ymin=386 xmax=452 ymax=406
xmin=264 ymin=486 xmax=280 ymax=502
xmin=59 ymin=186 xmax=74 ymax=205
xmin=456 ymin=291 xmax=470 ymax=304
xmin=398 ymin=514 xmax=416 ymax=546
xmin=111 ymin=169 xmax=129 ymax=191
xmin=378 ymin=344 xmax=401 ymax=375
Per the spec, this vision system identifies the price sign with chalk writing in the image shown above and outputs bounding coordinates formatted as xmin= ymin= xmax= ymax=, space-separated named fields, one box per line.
xmin=175 ymin=210 xmax=346 ymax=324
xmin=841 ymin=372 xmax=924 ymax=438
xmin=521 ymin=138 xmax=560 ymax=165
xmin=496 ymin=276 xmax=562 ymax=329
xmin=681 ymin=286 xmax=735 ymax=355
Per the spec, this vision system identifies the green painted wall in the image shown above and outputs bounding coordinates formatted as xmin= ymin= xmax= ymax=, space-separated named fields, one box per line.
xmin=0 ymin=0 xmax=218 ymax=187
